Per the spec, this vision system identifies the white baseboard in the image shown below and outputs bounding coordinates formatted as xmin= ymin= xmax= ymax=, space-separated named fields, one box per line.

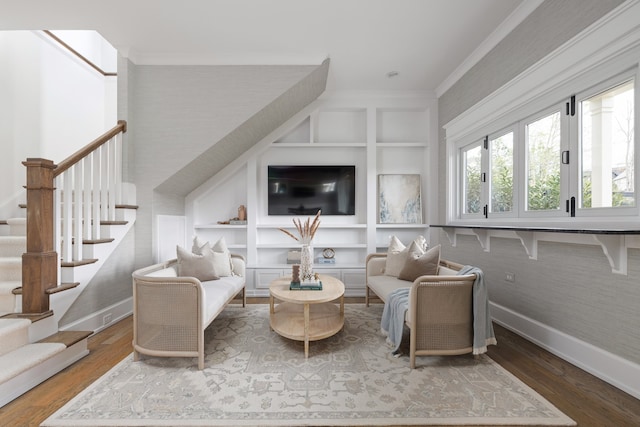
xmin=490 ymin=301 xmax=640 ymax=400
xmin=60 ymin=297 xmax=133 ymax=334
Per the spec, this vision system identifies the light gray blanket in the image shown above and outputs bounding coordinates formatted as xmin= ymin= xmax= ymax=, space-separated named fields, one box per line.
xmin=380 ymin=287 xmax=410 ymax=354
xmin=458 ymin=265 xmax=497 ymax=354
xmin=380 ymin=266 xmax=497 ymax=355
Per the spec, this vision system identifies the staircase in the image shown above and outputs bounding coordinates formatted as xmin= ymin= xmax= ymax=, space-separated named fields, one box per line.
xmin=0 ymin=121 xmax=133 ymax=407
xmin=0 ymin=218 xmax=90 ymax=406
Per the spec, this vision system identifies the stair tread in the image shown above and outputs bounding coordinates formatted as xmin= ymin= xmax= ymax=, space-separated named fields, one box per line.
xmin=38 ymin=330 xmax=92 ymax=347
xmin=2 ymin=311 xmax=53 ymax=322
xmin=61 ymin=258 xmax=98 ymax=267
xmin=101 ymin=220 xmax=128 ymax=225
xmin=83 ymin=238 xmax=115 ymax=244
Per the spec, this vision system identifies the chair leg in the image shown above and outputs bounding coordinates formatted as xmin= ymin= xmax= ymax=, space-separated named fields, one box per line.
xmin=365 ymin=286 xmax=369 ymax=307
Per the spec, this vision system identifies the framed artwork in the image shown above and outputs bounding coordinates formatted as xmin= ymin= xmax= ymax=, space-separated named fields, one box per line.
xmin=378 ymin=174 xmax=422 ymax=224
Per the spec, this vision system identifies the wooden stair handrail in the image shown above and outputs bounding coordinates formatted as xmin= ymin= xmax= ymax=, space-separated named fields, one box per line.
xmin=54 ymin=120 xmax=127 ymax=177
xmin=43 ymin=30 xmax=117 ymax=77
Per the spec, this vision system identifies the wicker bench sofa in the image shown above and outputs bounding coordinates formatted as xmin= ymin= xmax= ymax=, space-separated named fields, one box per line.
xmin=132 ymin=253 xmax=246 ymax=370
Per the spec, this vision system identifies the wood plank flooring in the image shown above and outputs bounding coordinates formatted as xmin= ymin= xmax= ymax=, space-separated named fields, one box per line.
xmin=1 ymin=302 xmax=639 ymax=427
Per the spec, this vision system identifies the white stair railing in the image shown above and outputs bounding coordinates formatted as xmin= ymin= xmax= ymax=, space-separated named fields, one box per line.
xmin=54 ymin=121 xmax=127 ymax=265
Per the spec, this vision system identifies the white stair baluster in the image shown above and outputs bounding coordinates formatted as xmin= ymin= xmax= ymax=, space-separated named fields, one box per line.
xmin=92 ymin=148 xmax=101 ymax=240
xmin=108 ymin=137 xmax=116 ymax=221
xmin=54 ymin=175 xmax=62 ymax=282
xmin=114 ymin=133 xmax=122 ymax=206
xmin=83 ymin=156 xmax=91 ymax=240
xmin=100 ymin=144 xmax=108 ymax=223
xmin=72 ymin=163 xmax=83 ymax=261
xmin=62 ymin=172 xmax=72 ymax=263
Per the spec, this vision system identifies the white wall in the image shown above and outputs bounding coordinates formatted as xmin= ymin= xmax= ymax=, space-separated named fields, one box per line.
xmin=0 ymin=31 xmax=116 ymax=218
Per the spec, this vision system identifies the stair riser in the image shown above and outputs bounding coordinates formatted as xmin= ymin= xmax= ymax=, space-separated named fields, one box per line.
xmin=0 ymin=237 xmax=26 ymax=257
xmin=0 ymin=263 xmax=21 ymax=281
xmin=0 ymin=295 xmax=18 ymax=313
xmin=0 ymin=319 xmax=30 ymax=356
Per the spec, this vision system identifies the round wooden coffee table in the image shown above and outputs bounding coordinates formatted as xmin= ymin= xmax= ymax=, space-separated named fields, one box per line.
xmin=269 ymin=275 xmax=345 ymax=358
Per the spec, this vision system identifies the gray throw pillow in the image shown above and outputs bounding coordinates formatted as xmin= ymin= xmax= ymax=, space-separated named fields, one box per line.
xmin=385 ymin=235 xmax=426 ymax=277
xmin=397 ymin=244 xmax=441 ymax=282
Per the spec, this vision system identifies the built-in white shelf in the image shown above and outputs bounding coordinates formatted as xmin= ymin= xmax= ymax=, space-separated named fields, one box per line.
xmin=272 ymin=142 xmax=367 ymax=148
xmin=247 ymin=263 xmax=364 ymax=270
xmin=376 ymin=142 xmax=427 ymax=148
xmin=259 ymin=223 xmax=367 ymax=229
xmin=194 ymin=224 xmax=247 ymax=229
xmin=256 ymin=243 xmax=367 ymax=249
xmin=376 ymin=223 xmax=428 ymax=229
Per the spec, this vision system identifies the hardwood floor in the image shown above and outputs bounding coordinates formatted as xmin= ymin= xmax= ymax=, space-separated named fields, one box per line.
xmin=1 ymin=302 xmax=639 ymax=427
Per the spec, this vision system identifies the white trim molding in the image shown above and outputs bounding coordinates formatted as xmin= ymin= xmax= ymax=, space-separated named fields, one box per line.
xmin=60 ymin=297 xmax=132 ymax=334
xmin=491 ymin=301 xmax=640 ymax=400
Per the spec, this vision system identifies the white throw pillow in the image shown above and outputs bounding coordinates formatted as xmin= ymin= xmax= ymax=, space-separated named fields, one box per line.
xmin=193 ymin=236 xmax=233 ymax=277
xmin=192 ymin=234 xmax=208 ymax=253
xmin=176 ymin=245 xmax=219 ymax=281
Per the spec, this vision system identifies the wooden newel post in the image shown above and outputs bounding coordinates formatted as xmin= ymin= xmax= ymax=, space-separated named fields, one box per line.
xmin=22 ymin=158 xmax=57 ymax=315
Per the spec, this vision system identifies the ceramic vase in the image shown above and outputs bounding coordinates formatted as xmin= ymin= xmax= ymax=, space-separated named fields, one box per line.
xmin=300 ymin=244 xmax=314 ymax=282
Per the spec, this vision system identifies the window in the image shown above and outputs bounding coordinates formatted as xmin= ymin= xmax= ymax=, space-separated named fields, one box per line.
xmin=526 ymin=111 xmax=562 ymax=212
xmin=579 ymin=80 xmax=635 ymax=209
xmin=452 ymin=70 xmax=637 ymax=222
xmin=462 ymin=143 xmax=482 ymax=215
xmin=490 ymin=132 xmax=514 ymax=213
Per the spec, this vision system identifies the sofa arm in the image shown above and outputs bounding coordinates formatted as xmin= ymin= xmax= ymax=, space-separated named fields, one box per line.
xmin=366 ymin=253 xmax=387 ymax=277
xmin=231 ymin=253 xmax=246 ymax=277
xmin=132 ymin=271 xmax=205 ymax=356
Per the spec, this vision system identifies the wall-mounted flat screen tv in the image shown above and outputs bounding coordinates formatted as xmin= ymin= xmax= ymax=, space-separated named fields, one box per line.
xmin=268 ymin=165 xmax=355 ymax=215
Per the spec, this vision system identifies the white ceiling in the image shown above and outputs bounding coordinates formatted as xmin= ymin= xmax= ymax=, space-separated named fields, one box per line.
xmin=1 ymin=0 xmax=538 ymax=94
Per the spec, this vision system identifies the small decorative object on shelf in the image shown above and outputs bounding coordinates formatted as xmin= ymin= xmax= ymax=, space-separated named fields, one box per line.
xmin=322 ymin=248 xmax=335 ymax=258
xmin=218 ymin=205 xmax=248 ymax=225
xmin=280 ymin=210 xmax=321 ymax=282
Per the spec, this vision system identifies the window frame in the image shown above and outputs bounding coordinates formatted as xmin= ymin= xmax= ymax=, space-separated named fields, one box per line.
xmin=450 ymin=67 xmax=639 ymax=223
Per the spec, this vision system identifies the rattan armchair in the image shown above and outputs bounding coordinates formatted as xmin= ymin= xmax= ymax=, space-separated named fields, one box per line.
xmin=366 ymin=255 xmax=477 ymax=368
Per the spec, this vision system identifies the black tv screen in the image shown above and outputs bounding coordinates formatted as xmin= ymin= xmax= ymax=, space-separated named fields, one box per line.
xmin=268 ymin=166 xmax=355 ymax=215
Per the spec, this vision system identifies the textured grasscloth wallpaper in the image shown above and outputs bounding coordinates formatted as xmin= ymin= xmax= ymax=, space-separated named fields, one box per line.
xmin=440 ymin=236 xmax=640 ymax=364
xmin=436 ymin=0 xmax=638 ymax=364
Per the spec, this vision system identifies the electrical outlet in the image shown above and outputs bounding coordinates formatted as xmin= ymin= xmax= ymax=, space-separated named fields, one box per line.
xmin=505 ymin=272 xmax=515 ymax=283
xmin=103 ymin=313 xmax=113 ymax=325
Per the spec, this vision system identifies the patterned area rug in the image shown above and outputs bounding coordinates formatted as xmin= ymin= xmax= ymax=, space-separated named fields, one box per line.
xmin=42 ymin=304 xmax=574 ymax=426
